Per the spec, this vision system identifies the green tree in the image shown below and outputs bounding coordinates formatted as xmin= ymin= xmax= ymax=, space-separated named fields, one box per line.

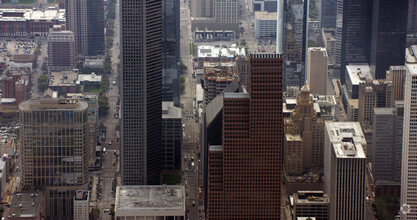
xmin=79 ymin=66 xmax=106 ymax=75
xmin=101 ymin=77 xmax=109 ymax=92
xmin=37 ymin=75 xmax=48 ymax=92
xmin=89 ymin=207 xmax=100 ymax=220
xmin=98 ymin=96 xmax=109 ymax=117
xmin=180 ymin=60 xmax=188 ymax=72
xmin=5 ymin=69 xmax=11 ymax=77
xmin=162 ymin=173 xmax=182 ymax=185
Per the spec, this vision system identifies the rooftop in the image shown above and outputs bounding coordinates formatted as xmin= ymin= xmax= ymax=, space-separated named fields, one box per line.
xmin=10 ymin=192 xmax=41 ymax=218
xmin=13 ymin=54 xmax=35 ymax=63
xmin=286 ymin=133 xmax=302 ymax=142
xmin=326 ymin=122 xmax=366 ymax=159
xmin=204 ymin=61 xmax=238 ymax=81
xmin=77 ymin=73 xmax=102 ymax=83
xmin=209 ymin=145 xmax=223 ymax=151
xmin=0 ymin=8 xmax=65 ymax=22
xmin=293 ymin=191 xmax=329 ymax=204
xmin=19 ymin=98 xmax=88 ymax=111
xmin=406 ymin=63 xmax=417 ymax=76
xmin=406 ymin=45 xmax=417 ymax=64
xmin=50 ymin=70 xmax=78 ymax=87
xmin=255 ymin=11 xmax=277 ymax=20
xmin=374 ymin=107 xmax=395 ymax=115
xmin=197 ymin=45 xmax=245 ymax=58
xmin=346 ymin=64 xmax=373 ymax=85
xmin=115 ymin=185 xmax=185 ymax=211
xmin=162 ymin=102 xmax=182 ymax=119
xmin=74 ymin=190 xmax=89 ymax=201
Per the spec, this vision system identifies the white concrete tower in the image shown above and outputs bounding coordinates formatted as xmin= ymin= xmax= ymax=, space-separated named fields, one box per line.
xmin=276 ymin=0 xmax=284 ymax=54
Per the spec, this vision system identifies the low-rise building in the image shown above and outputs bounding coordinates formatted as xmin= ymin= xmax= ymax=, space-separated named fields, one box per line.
xmin=115 ymin=185 xmax=186 ymax=219
xmin=73 ymin=190 xmax=89 ymax=220
xmin=203 ymin=61 xmax=238 ymax=105
xmin=195 ymin=45 xmax=245 ymax=69
xmin=254 ymin=11 xmax=277 ymax=38
xmin=291 ymin=191 xmax=330 ymax=220
xmin=76 ymin=73 xmax=102 ymax=92
xmin=9 ymin=192 xmax=43 ymax=220
xmin=49 ymin=70 xmax=78 ymax=94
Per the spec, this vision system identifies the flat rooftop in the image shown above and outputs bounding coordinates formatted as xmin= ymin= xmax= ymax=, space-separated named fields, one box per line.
xmin=325 ymin=122 xmax=366 ymax=159
xmin=204 ymin=61 xmax=238 ymax=81
xmin=10 ymin=192 xmax=41 ymax=218
xmin=255 ymin=11 xmax=277 ymax=20
xmin=294 ymin=191 xmax=329 ymax=204
xmin=346 ymin=64 xmax=373 ymax=85
xmin=77 ymin=73 xmax=102 ymax=83
xmin=115 ymin=185 xmax=185 ymax=211
xmin=19 ymin=98 xmax=88 ymax=111
xmin=406 ymin=45 xmax=417 ymax=64
xmin=0 ymin=8 xmax=65 ymax=22
xmin=50 ymin=70 xmax=78 ymax=87
xmin=162 ymin=101 xmax=182 ymax=119
xmin=406 ymin=63 xmax=417 ymax=76
xmin=197 ymin=45 xmax=245 ymax=58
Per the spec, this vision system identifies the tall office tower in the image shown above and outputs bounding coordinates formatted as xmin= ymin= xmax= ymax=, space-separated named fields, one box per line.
xmin=162 ymin=0 xmax=180 ymax=105
xmin=284 ymin=84 xmax=325 ymax=175
xmin=319 ymin=0 xmax=336 ymax=29
xmin=19 ymin=98 xmax=89 ymax=219
xmin=206 ymin=54 xmax=283 ymax=219
xmin=65 ymin=0 xmax=104 ymax=56
xmin=48 ymin=30 xmax=75 ymax=71
xmin=409 ymin=0 xmax=417 ymax=34
xmin=120 ymin=0 xmax=162 ymax=185
xmin=324 ymin=122 xmax=367 ymax=220
xmin=387 ymin=66 xmax=406 ymax=103
xmin=357 ymin=79 xmax=393 ymax=126
xmin=213 ymin=0 xmax=240 ymax=22
xmin=191 ymin=0 xmax=213 ymax=17
xmin=335 ymin=0 xmax=372 ymax=84
xmin=401 ymin=62 xmax=417 ymax=219
xmin=161 ymin=102 xmax=182 ymax=171
xmin=370 ymin=0 xmax=408 ymax=80
xmin=307 ymin=47 xmax=328 ymax=95
xmin=373 ymin=101 xmax=403 ymax=198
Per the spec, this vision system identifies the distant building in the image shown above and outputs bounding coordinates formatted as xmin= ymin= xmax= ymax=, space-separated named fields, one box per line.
xmin=0 ymin=159 xmax=6 ymax=199
xmin=48 ymin=30 xmax=75 ymax=71
xmin=307 ymin=48 xmax=328 ymax=95
xmin=0 ymin=74 xmax=27 ymax=105
xmin=253 ymin=0 xmax=277 ymax=12
xmin=9 ymin=192 xmax=43 ymax=220
xmin=291 ymin=191 xmax=330 ymax=220
xmin=0 ymin=8 xmax=65 ymax=37
xmin=191 ymin=0 xmax=213 ymax=17
xmin=213 ymin=0 xmax=240 ymax=23
xmin=254 ymin=11 xmax=277 ymax=38
xmin=162 ymin=102 xmax=182 ymax=171
xmin=76 ymin=73 xmax=102 ymax=92
xmin=49 ymin=70 xmax=78 ymax=94
xmin=324 ymin=122 xmax=366 ymax=220
xmin=65 ymin=0 xmax=105 ymax=56
xmin=195 ymin=45 xmax=246 ymax=68
xmin=203 ymin=61 xmax=238 ymax=105
xmin=73 ymin=190 xmax=89 ymax=220
xmin=373 ymin=101 xmax=403 ymax=199
xmin=386 ymin=65 xmax=406 ymax=103
xmin=115 ymin=185 xmax=186 ymax=219
xmin=319 ymin=0 xmax=336 ymax=29
xmin=321 ymin=28 xmax=336 ymax=64
xmin=342 ymin=64 xmax=373 ymax=113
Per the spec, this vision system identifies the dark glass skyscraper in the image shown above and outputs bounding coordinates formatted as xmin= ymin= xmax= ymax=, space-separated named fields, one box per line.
xmin=319 ymin=0 xmax=336 ymax=29
xmin=162 ymin=0 xmax=180 ymax=105
xmin=65 ymin=0 xmax=105 ymax=56
xmin=370 ymin=0 xmax=408 ymax=79
xmin=120 ymin=0 xmax=162 ymax=185
xmin=336 ymin=0 xmax=373 ymax=84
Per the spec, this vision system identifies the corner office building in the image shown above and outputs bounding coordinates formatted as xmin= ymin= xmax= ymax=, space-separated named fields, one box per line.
xmin=19 ymin=98 xmax=89 ymax=220
xmin=120 ymin=0 xmax=163 ymax=185
xmin=207 ymin=54 xmax=283 ymax=219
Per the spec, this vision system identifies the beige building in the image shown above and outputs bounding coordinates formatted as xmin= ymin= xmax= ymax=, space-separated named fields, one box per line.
xmin=386 ymin=65 xmax=406 ymax=103
xmin=307 ymin=47 xmax=328 ymax=95
xmin=358 ymin=80 xmax=393 ymax=126
xmin=74 ymin=190 xmax=90 ymax=220
xmin=19 ymin=98 xmax=89 ymax=219
xmin=284 ymin=84 xmax=325 ymax=175
xmin=191 ymin=0 xmax=213 ymax=17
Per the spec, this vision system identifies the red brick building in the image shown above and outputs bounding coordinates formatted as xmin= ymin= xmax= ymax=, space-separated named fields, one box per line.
xmin=207 ymin=54 xmax=283 ymax=219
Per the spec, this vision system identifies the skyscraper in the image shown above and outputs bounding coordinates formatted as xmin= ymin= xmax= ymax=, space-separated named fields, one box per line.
xmin=306 ymin=47 xmax=328 ymax=95
xmin=324 ymin=121 xmax=366 ymax=220
xmin=19 ymin=98 xmax=89 ymax=219
xmin=370 ymin=0 xmax=408 ymax=80
xmin=120 ymin=0 xmax=162 ymax=185
xmin=335 ymin=0 xmax=373 ymax=84
xmin=319 ymin=0 xmax=336 ymax=29
xmin=48 ymin=30 xmax=75 ymax=71
xmin=65 ymin=0 xmax=105 ymax=56
xmin=401 ymin=62 xmax=417 ymax=219
xmin=162 ymin=0 xmax=180 ymax=104
xmin=408 ymin=0 xmax=417 ymax=34
xmin=207 ymin=54 xmax=283 ymax=219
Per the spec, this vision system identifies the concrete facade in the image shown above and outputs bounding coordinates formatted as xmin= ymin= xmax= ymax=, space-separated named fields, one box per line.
xmin=254 ymin=11 xmax=277 ymax=38
xmin=307 ymin=47 xmax=328 ymax=95
xmin=73 ymin=190 xmax=89 ymax=220
xmin=48 ymin=30 xmax=75 ymax=71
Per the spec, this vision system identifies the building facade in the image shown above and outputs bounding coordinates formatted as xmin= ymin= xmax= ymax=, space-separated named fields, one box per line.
xmin=213 ymin=0 xmax=240 ymax=22
xmin=203 ymin=62 xmax=238 ymax=105
xmin=65 ymin=0 xmax=105 ymax=56
xmin=162 ymin=102 xmax=182 ymax=171
xmin=19 ymin=98 xmax=89 ymax=219
xmin=401 ymin=63 xmax=417 ymax=219
xmin=292 ymin=191 xmax=330 ymax=220
xmin=387 ymin=65 xmax=406 ymax=103
xmin=373 ymin=102 xmax=403 ymax=186
xmin=73 ymin=190 xmax=90 ymax=220
xmin=120 ymin=0 xmax=162 ymax=185
xmin=336 ymin=0 xmax=372 ymax=84
xmin=307 ymin=47 xmax=328 ymax=95
xmin=254 ymin=11 xmax=277 ymax=38
xmin=48 ymin=30 xmax=75 ymax=71
xmin=370 ymin=0 xmax=408 ymax=80
xmin=324 ymin=122 xmax=366 ymax=220
xmin=162 ymin=0 xmax=180 ymax=105
xmin=207 ymin=54 xmax=283 ymax=219
xmin=319 ymin=0 xmax=336 ymax=29
xmin=284 ymin=84 xmax=325 ymax=175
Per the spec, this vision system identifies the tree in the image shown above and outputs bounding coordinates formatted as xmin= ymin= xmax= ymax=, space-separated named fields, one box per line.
xmin=79 ymin=66 xmax=106 ymax=75
xmin=162 ymin=173 xmax=182 ymax=185
xmin=89 ymin=207 xmax=100 ymax=220
xmin=5 ymin=69 xmax=11 ymax=77
xmin=98 ymin=96 xmax=109 ymax=117
xmin=180 ymin=60 xmax=187 ymax=72
xmin=37 ymin=75 xmax=48 ymax=92
xmin=101 ymin=77 xmax=109 ymax=92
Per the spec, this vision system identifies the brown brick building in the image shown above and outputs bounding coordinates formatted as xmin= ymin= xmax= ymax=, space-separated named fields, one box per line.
xmin=207 ymin=53 xmax=283 ymax=219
